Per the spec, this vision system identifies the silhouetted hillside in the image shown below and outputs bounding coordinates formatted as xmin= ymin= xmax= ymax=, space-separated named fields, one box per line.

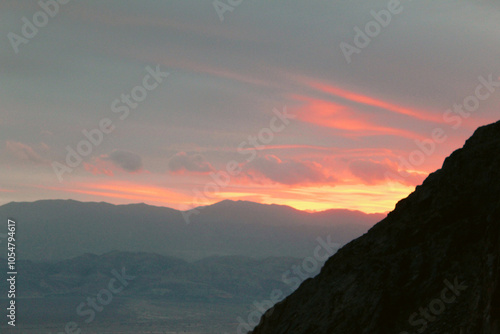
xmin=250 ymin=120 xmax=500 ymax=334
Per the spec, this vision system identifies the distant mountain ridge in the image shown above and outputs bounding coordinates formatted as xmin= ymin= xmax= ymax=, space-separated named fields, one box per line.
xmin=0 ymin=199 xmax=383 ymax=262
xmin=250 ymin=120 xmax=500 ymax=333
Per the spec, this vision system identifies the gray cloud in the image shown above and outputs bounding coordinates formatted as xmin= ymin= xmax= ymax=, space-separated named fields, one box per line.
xmin=245 ymin=155 xmax=337 ymax=186
xmin=168 ymin=152 xmax=214 ymax=174
xmin=102 ymin=150 xmax=143 ymax=172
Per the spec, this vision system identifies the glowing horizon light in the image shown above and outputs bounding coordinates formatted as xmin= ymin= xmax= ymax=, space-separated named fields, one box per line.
xmin=32 ymin=178 xmax=418 ymax=215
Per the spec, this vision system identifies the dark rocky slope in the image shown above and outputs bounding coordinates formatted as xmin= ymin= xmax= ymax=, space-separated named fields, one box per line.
xmin=250 ymin=120 xmax=500 ymax=334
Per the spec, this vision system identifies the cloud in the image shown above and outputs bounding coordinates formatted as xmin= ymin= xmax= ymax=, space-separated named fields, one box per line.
xmin=168 ymin=152 xmax=214 ymax=174
xmin=83 ymin=162 xmax=114 ymax=177
xmin=5 ymin=141 xmax=45 ymax=164
xmin=349 ymin=159 xmax=425 ymax=186
xmin=293 ymin=75 xmax=443 ymax=123
xmin=101 ymin=150 xmax=143 ymax=173
xmin=291 ymin=95 xmax=421 ymax=139
xmin=244 ymin=155 xmax=337 ymax=186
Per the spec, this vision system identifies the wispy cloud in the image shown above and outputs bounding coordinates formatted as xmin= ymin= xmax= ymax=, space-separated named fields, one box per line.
xmin=293 ymin=75 xmax=443 ymax=123
xmin=291 ymin=95 xmax=422 ymax=138
xmin=5 ymin=141 xmax=46 ymax=164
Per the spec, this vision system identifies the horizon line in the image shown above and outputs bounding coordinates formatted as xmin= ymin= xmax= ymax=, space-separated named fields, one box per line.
xmin=0 ymin=198 xmax=390 ymax=216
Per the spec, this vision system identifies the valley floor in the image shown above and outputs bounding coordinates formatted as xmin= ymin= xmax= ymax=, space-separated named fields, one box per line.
xmin=1 ymin=297 xmax=260 ymax=334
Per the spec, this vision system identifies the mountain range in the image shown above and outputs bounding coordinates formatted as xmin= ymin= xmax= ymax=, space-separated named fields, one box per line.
xmin=0 ymin=199 xmax=383 ymax=262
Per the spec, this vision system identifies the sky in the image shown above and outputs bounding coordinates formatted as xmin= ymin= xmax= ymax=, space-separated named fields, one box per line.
xmin=1 ymin=0 xmax=499 ymax=214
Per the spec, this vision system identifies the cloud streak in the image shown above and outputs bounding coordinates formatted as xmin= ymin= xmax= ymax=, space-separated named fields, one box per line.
xmin=291 ymin=95 xmax=422 ymax=138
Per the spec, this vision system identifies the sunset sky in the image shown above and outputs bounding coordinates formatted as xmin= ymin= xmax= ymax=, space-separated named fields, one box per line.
xmin=1 ymin=0 xmax=499 ymax=213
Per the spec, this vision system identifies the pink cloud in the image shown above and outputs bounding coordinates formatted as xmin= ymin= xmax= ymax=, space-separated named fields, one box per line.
xmin=290 ymin=95 xmax=423 ymax=139
xmin=291 ymin=74 xmax=443 ymax=123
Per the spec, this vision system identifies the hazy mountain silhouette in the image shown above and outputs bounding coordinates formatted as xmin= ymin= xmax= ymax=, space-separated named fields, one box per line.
xmin=250 ymin=120 xmax=500 ymax=334
xmin=0 ymin=199 xmax=383 ymax=262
